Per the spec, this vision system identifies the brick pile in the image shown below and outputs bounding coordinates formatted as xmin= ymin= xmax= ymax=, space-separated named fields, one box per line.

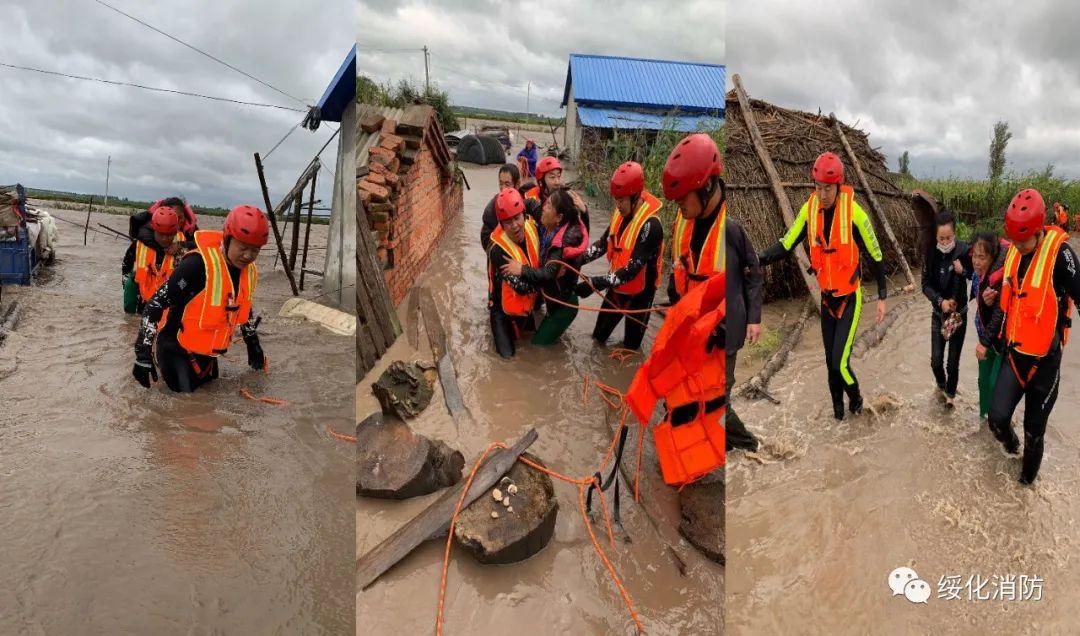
xmin=358 ymin=112 xmax=425 ymax=256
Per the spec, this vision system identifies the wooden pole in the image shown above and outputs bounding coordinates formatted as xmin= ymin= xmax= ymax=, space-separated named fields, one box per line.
xmin=732 ymin=74 xmax=820 ymax=307
xmin=299 ymin=170 xmax=317 ymax=291
xmin=831 ymin=115 xmax=917 ymax=291
xmin=253 ymin=152 xmax=299 ymax=296
xmin=288 ymin=189 xmax=303 ymax=270
xmin=83 ymin=195 xmax=94 ymax=246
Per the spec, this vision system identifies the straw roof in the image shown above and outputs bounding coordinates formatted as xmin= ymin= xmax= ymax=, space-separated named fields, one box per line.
xmin=725 ymin=89 xmax=923 ymax=300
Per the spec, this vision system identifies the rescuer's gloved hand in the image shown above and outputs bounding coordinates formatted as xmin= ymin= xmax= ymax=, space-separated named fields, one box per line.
xmin=133 ymin=343 xmax=158 ymax=388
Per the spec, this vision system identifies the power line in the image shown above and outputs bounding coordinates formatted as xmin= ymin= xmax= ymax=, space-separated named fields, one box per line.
xmin=263 ymin=118 xmax=304 ymax=160
xmin=90 ymin=0 xmax=309 ymax=106
xmin=0 ymin=61 xmax=306 ymax=112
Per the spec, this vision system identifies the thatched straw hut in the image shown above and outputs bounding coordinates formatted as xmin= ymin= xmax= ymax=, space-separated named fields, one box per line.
xmin=726 ymin=86 xmax=923 ymax=301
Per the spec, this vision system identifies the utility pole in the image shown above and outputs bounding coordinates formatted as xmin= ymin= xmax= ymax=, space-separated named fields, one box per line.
xmin=103 ymin=155 xmax=111 ymax=209
xmin=526 ymin=82 xmax=531 ymax=125
xmin=422 ymin=45 xmax=430 ymax=93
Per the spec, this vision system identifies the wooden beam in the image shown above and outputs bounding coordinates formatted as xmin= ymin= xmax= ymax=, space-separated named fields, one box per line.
xmin=253 ymin=152 xmax=299 ymax=296
xmin=356 ymin=428 xmax=539 ymax=590
xmin=727 ymin=182 xmax=905 ymax=199
xmin=732 ymin=74 xmax=820 ymax=307
xmin=831 ymin=115 xmax=917 ymax=291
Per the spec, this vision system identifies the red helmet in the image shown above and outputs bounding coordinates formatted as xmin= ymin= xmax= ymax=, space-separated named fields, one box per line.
xmin=151 ymin=199 xmax=197 ymax=233
xmin=811 ymin=152 xmax=845 ymax=184
xmin=150 ymin=205 xmax=180 ymax=234
xmin=610 ymin=161 xmax=645 ymax=198
xmin=223 ymin=205 xmax=270 ymax=247
xmin=535 ymin=156 xmax=562 ymax=184
xmin=661 ymin=133 xmax=722 ymax=201
xmin=495 ymin=187 xmax=525 ymax=221
xmin=1004 ymin=189 xmax=1045 ymax=243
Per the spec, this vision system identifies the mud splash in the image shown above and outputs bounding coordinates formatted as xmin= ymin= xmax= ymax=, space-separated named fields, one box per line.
xmin=728 ymin=285 xmax=1080 ymax=633
xmin=357 ymin=155 xmax=722 ymax=635
xmin=0 ymin=208 xmax=354 ymax=634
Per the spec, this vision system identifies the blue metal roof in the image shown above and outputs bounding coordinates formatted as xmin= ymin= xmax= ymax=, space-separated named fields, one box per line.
xmin=576 ymin=106 xmax=723 ymax=132
xmin=561 ymin=54 xmax=725 ymax=114
xmin=307 ymin=45 xmax=356 ymax=127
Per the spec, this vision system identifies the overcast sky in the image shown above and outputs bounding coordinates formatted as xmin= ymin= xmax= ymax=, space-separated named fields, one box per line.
xmin=729 ymin=0 xmax=1080 ymax=180
xmin=0 ymin=0 xmax=352 ymax=210
xmin=357 ymin=0 xmax=724 ymax=124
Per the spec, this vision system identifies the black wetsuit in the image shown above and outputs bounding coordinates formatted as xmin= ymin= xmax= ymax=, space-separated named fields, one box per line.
xmin=983 ymin=240 xmax=1080 ymax=483
xmin=759 ymin=197 xmax=886 ymax=418
xmin=723 ymin=214 xmax=763 ymax=451
xmin=581 ymin=210 xmax=663 ymax=351
xmin=487 ymin=239 xmax=538 ymax=358
xmin=922 ymin=241 xmax=971 ymax=398
xmin=136 ymin=250 xmax=261 ymax=392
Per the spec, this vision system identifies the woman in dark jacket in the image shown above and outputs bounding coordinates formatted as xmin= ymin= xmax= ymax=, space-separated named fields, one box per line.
xmin=500 ymin=187 xmax=587 ymax=345
xmin=921 ymin=210 xmax=970 ymax=406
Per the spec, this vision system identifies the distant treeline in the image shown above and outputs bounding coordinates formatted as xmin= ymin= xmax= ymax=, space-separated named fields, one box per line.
xmin=453 ymin=105 xmax=564 ymax=128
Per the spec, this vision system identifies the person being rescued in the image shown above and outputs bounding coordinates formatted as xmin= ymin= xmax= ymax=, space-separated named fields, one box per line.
xmin=921 ymin=210 xmax=971 ymax=408
xmin=121 ymin=205 xmax=187 ymax=314
xmin=575 ymin=161 xmax=664 ymax=351
xmin=626 ymin=272 xmax=724 ymax=487
xmin=524 ymin=156 xmax=590 ymax=233
xmin=968 ymin=231 xmax=1009 ymax=423
xmin=516 ymin=138 xmax=539 ymax=180
xmin=499 ymin=187 xmax=588 ymax=346
xmin=486 ymin=187 xmax=541 ymax=358
xmin=480 ymin=163 xmax=542 ymax=251
xmin=132 ymin=205 xmax=269 ymax=393
xmin=758 ymin=151 xmax=887 ymax=421
xmin=982 ymin=189 xmax=1080 ymax=485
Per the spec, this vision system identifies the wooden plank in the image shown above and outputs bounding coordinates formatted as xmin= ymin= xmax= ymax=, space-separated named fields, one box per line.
xmin=356 ymin=428 xmax=539 ymax=590
xmin=831 ymin=115 xmax=917 ymax=291
xmin=404 ymin=286 xmax=420 ymax=349
xmin=732 ymin=74 xmax=820 ymax=308
xmin=417 ymin=286 xmax=469 ymax=424
xmin=288 ymin=190 xmax=303 ymax=271
xmin=356 ymin=199 xmax=400 ymax=341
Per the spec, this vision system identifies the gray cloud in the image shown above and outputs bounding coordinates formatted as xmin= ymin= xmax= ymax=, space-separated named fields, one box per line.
xmin=0 ymin=0 xmax=353 ymax=210
xmin=357 ymin=0 xmax=724 ymax=121
xmin=729 ymin=0 xmax=1080 ymax=179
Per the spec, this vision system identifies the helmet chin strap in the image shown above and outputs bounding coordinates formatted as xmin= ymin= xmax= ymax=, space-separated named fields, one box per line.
xmin=697 ymin=176 xmax=722 ymax=218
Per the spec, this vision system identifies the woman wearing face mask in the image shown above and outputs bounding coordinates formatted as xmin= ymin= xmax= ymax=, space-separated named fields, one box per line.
xmin=921 ymin=210 xmax=970 ymax=407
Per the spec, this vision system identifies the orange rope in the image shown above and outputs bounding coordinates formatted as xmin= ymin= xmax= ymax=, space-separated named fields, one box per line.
xmin=609 ymin=348 xmax=640 ymax=365
xmin=238 ymin=388 xmax=289 ymax=406
xmin=329 ymin=429 xmax=357 ymax=443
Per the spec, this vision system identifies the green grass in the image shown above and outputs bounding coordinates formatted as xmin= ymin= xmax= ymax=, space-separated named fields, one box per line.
xmin=25 ymin=189 xmax=329 ymax=224
xmin=900 ymin=172 xmax=1080 ymax=240
xmin=744 ymin=324 xmax=784 ymax=361
xmin=577 ymin=121 xmax=724 ymax=259
xmin=452 ymin=107 xmax=564 ymax=128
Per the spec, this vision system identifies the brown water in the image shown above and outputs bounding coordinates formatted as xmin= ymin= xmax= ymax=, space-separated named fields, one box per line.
xmin=0 ymin=209 xmax=354 ymax=634
xmin=356 ymin=158 xmax=722 ymax=635
xmin=728 ymin=280 xmax=1080 ymax=633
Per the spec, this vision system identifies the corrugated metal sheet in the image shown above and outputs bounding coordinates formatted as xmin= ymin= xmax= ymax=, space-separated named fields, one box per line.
xmin=562 ymin=54 xmax=725 ymax=113
xmin=576 ymin=106 xmax=723 ymax=132
xmin=356 ymin=106 xmax=405 ymax=168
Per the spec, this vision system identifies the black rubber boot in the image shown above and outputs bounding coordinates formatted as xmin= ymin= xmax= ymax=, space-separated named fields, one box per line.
xmin=845 ymin=382 xmax=864 ymax=415
xmin=828 ymin=370 xmax=845 ymax=421
xmin=989 ymin=417 xmax=1020 ymax=455
xmin=1019 ymin=434 xmax=1045 ymax=485
xmin=726 ymin=408 xmax=760 ymax=452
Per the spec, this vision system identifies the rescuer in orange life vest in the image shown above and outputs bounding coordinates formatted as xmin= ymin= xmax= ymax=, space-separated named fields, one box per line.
xmin=625 ymin=271 xmax=725 ymax=487
xmin=121 ymin=205 xmax=187 ymax=314
xmin=758 ymin=151 xmax=888 ymax=420
xmin=132 ymin=205 xmax=269 ymax=393
xmin=487 ymin=187 xmax=541 ymax=358
xmin=1052 ymin=201 xmax=1070 ymax=232
xmin=525 ymin=156 xmax=590 ymax=233
xmin=982 ymin=189 xmax=1080 ymax=485
xmin=575 ymin=160 xmax=664 ymax=350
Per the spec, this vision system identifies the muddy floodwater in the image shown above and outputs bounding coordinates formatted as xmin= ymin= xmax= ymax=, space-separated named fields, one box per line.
xmin=0 ymin=208 xmax=354 ymax=633
xmin=357 ymin=157 xmax=722 ymax=635
xmin=728 ymin=276 xmax=1080 ymax=633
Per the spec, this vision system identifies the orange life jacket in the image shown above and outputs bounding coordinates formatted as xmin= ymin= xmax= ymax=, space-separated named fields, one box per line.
xmin=133 ymin=233 xmax=185 ymax=302
xmin=177 ymin=230 xmax=257 ymax=357
xmin=671 ymin=201 xmax=725 ymax=297
xmin=606 ymin=191 xmax=664 ymax=296
xmin=806 ymin=185 xmax=860 ymax=296
xmin=487 ymin=219 xmax=541 ymax=317
xmin=1001 ymin=226 xmax=1072 ymax=357
xmin=626 ymin=272 xmax=725 ymax=486
xmin=523 ymin=185 xmax=540 ymax=202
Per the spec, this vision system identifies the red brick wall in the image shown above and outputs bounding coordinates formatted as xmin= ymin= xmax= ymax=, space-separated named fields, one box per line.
xmin=383 ymin=143 xmax=463 ymax=305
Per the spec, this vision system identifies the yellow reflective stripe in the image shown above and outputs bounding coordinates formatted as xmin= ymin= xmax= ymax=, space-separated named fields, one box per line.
xmin=206 ymin=247 xmax=226 ymax=307
xmin=1030 ymin=232 xmax=1057 ymax=289
xmin=807 ymin=194 xmax=818 ymax=243
xmin=136 ymin=242 xmax=148 ymax=268
xmin=493 ymin=231 xmax=527 ymax=264
xmin=714 ymin=207 xmax=725 ymax=272
xmin=839 ymin=191 xmax=850 ymax=245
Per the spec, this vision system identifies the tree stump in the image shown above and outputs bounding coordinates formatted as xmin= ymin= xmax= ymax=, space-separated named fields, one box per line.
xmin=356 ymin=416 xmax=464 ymax=500
xmin=371 ymin=361 xmax=436 ymax=419
xmin=453 ymin=452 xmax=559 ymax=565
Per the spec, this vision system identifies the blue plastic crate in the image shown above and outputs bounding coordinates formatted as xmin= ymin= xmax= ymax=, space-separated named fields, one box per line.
xmin=0 ymin=226 xmax=35 ymax=285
